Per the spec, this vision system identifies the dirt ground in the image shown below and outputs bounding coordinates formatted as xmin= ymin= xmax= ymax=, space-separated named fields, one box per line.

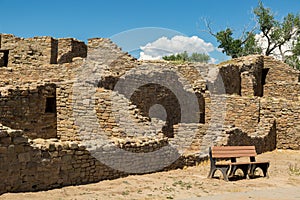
xmin=1 ymin=149 xmax=300 ymax=200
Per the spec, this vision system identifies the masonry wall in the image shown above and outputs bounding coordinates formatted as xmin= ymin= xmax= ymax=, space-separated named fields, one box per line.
xmin=261 ymin=98 xmax=300 ymax=150
xmin=0 ymin=123 xmax=209 ymax=195
xmin=217 ymin=55 xmax=263 ymax=97
xmin=264 ymin=82 xmax=300 ymax=100
xmin=224 ymin=96 xmax=260 ymax=133
xmin=0 ymin=33 xmax=300 ymax=194
xmin=0 ymin=34 xmax=58 ymax=66
xmin=263 ymin=56 xmax=300 ymax=99
xmin=226 ymin=119 xmax=277 ymax=154
xmin=263 ymin=56 xmax=300 ymax=84
xmin=57 ymin=38 xmax=87 ymax=64
xmin=0 ymin=124 xmax=127 ymax=194
xmin=0 ymin=84 xmax=57 ymax=139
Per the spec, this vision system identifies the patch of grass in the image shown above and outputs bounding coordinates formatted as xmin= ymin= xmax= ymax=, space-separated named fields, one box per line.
xmin=162 ymin=186 xmax=175 ymax=193
xmin=122 ymin=180 xmax=130 ymax=185
xmin=289 ymin=163 xmax=300 ymax=176
xmin=122 ymin=190 xmax=130 ymax=196
xmin=172 ymin=180 xmax=192 ymax=190
xmin=194 ymin=181 xmax=204 ymax=189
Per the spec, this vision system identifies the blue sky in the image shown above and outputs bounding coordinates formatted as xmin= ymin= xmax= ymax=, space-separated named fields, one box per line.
xmin=1 ymin=0 xmax=299 ymax=62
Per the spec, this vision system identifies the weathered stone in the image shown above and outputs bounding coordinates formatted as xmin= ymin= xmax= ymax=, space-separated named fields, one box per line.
xmin=13 ymin=136 xmax=28 ymax=144
xmin=0 ymin=34 xmax=299 ymax=195
xmin=18 ymin=152 xmax=31 ymax=162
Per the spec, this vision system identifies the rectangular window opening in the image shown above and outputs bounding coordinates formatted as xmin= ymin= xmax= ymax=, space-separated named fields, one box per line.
xmin=0 ymin=50 xmax=9 ymax=67
xmin=45 ymin=97 xmax=56 ymax=113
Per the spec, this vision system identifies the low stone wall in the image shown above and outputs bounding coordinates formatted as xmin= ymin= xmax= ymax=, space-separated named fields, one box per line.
xmin=226 ymin=119 xmax=277 ymax=154
xmin=0 ymin=124 xmax=127 ymax=194
xmin=0 ymin=84 xmax=57 ymax=139
xmin=0 ymin=124 xmax=208 ymax=195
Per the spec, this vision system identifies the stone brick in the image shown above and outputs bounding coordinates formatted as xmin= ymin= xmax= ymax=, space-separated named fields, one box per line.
xmin=18 ymin=152 xmax=31 ymax=162
xmin=0 ymin=33 xmax=299 ymax=195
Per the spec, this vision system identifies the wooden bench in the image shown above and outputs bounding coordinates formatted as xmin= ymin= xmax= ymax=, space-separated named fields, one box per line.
xmin=207 ymin=146 xmax=269 ymax=181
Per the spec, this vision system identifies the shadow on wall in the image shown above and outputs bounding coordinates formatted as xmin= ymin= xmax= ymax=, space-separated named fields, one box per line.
xmin=226 ymin=120 xmax=277 ymax=154
xmin=57 ymin=38 xmax=88 ymax=64
xmin=0 ymin=129 xmax=128 ymax=194
xmin=0 ymin=124 xmax=204 ymax=194
xmin=57 ymin=45 xmax=87 ymax=64
xmin=97 ymin=74 xmax=205 ymax=138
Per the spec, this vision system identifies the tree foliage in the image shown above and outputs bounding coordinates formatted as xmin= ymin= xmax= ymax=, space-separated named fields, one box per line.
xmin=162 ymin=51 xmax=210 ymax=63
xmin=285 ymin=36 xmax=300 ymax=70
xmin=254 ymin=2 xmax=300 ymax=59
xmin=208 ymin=1 xmax=300 ymax=69
xmin=215 ymin=29 xmax=262 ymax=58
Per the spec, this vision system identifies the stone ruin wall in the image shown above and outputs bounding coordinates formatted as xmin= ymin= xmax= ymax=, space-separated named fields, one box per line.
xmin=0 ymin=84 xmax=57 ymax=139
xmin=0 ymin=33 xmax=299 ymax=194
xmin=0 ymin=34 xmax=87 ymax=67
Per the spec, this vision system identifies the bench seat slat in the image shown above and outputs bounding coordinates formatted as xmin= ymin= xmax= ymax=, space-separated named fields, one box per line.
xmin=211 ymin=146 xmax=257 ymax=158
xmin=212 ymin=146 xmax=255 ymax=151
xmin=216 ymin=161 xmax=270 ymax=165
xmin=212 ymin=150 xmax=257 ymax=154
xmin=212 ymin=153 xmax=257 ymax=158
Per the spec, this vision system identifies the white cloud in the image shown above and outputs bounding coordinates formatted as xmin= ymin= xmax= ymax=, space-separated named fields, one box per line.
xmin=255 ymin=31 xmax=298 ymax=60
xmin=210 ymin=57 xmax=217 ymax=64
xmin=139 ymin=35 xmax=215 ymax=61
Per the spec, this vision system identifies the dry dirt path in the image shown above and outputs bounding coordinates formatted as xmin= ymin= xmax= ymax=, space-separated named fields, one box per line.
xmin=1 ymin=150 xmax=300 ymax=200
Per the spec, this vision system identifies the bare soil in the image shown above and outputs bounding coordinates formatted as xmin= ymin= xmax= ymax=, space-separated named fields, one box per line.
xmin=1 ymin=150 xmax=300 ymax=200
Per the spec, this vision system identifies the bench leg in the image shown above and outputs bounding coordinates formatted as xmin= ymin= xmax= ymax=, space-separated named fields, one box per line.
xmin=241 ymin=165 xmax=250 ymax=179
xmin=261 ymin=164 xmax=269 ymax=178
xmin=229 ymin=164 xmax=250 ymax=179
xmin=207 ymin=167 xmax=216 ymax=179
xmin=208 ymin=166 xmax=230 ymax=181
xmin=250 ymin=163 xmax=269 ymax=178
xmin=220 ymin=167 xmax=230 ymax=181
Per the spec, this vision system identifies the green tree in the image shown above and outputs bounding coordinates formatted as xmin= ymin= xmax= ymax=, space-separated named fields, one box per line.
xmin=208 ymin=1 xmax=300 ymax=69
xmin=215 ymin=28 xmax=243 ymax=58
xmin=177 ymin=51 xmax=189 ymax=61
xmin=285 ymin=36 xmax=300 ymax=69
xmin=188 ymin=52 xmax=210 ymax=62
xmin=162 ymin=51 xmax=210 ymax=63
xmin=254 ymin=2 xmax=300 ymax=59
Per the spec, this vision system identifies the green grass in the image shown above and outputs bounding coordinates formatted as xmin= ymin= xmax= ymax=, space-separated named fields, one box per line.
xmin=172 ymin=180 xmax=192 ymax=190
xmin=122 ymin=190 xmax=130 ymax=196
xmin=289 ymin=163 xmax=300 ymax=176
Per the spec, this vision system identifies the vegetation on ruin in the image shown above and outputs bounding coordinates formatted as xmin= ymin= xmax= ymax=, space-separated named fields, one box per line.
xmin=289 ymin=163 xmax=300 ymax=176
xmin=207 ymin=1 xmax=300 ymax=70
xmin=162 ymin=51 xmax=210 ymax=63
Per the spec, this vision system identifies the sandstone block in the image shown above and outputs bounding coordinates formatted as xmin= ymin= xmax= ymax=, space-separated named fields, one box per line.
xmin=18 ymin=152 xmax=31 ymax=162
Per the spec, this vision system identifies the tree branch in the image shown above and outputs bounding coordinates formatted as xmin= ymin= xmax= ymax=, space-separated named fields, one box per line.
xmin=203 ymin=18 xmax=217 ymax=37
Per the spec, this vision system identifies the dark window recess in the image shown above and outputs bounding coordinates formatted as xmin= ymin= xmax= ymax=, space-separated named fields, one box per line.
xmin=199 ymin=113 xmax=205 ymax=124
xmin=262 ymin=68 xmax=270 ymax=85
xmin=45 ymin=97 xmax=56 ymax=113
xmin=0 ymin=50 xmax=9 ymax=67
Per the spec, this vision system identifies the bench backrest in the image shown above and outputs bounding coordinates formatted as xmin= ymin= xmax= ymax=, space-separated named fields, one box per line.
xmin=210 ymin=146 xmax=257 ymax=159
